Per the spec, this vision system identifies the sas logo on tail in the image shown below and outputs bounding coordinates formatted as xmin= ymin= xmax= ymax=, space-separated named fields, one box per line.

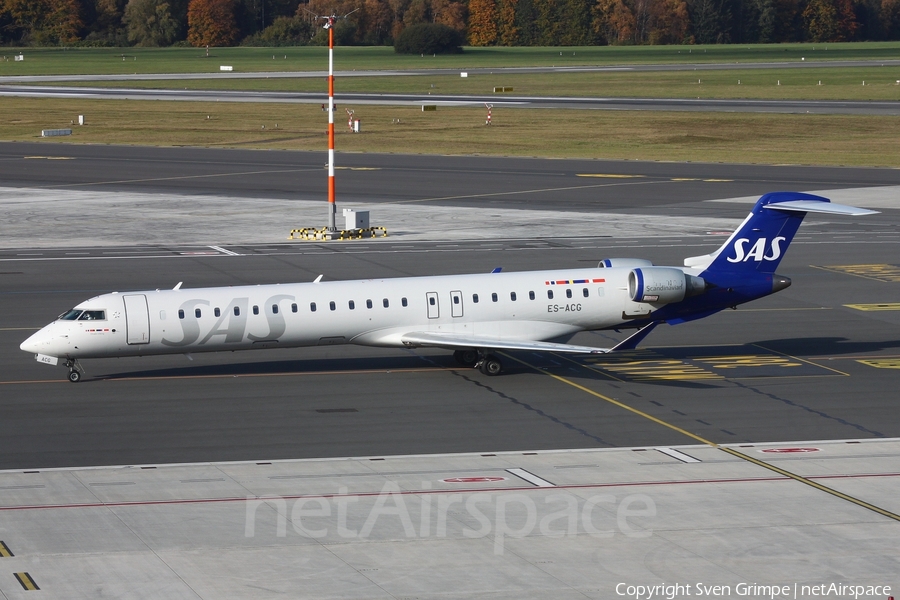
xmin=727 ymin=236 xmax=786 ymax=263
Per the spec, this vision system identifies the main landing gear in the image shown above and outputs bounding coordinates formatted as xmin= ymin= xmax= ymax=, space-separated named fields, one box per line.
xmin=453 ymin=350 xmax=503 ymax=376
xmin=65 ymin=359 xmax=85 ymax=383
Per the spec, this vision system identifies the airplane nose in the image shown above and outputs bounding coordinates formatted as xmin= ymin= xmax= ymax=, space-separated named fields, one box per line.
xmin=20 ymin=328 xmax=51 ymax=354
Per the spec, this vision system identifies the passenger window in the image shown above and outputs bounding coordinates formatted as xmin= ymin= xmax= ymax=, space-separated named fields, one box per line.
xmin=597 ymin=287 xmax=605 ymax=297
xmin=453 ymin=296 xmax=459 ymax=304
xmin=214 ymin=308 xmax=221 ymax=317
xmin=429 ymin=297 xmax=436 ymax=306
xmin=159 ymin=311 xmax=166 ymax=320
xmin=195 ymin=308 xmax=202 ymax=318
xmin=272 ymin=304 xmax=279 ymax=314
xmin=402 ymin=297 xmax=408 ymax=307
xmin=583 ymin=288 xmax=589 ymax=298
xmin=349 ymin=300 xmax=355 ymax=310
xmin=548 ymin=290 xmax=554 ymax=300
xmin=510 ymin=292 xmax=517 ymax=301
xmin=310 ymin=302 xmax=317 ymax=312
xmin=492 ymin=293 xmax=498 ymax=302
xmin=178 ymin=309 xmax=185 ymax=319
xmin=366 ymin=299 xmax=373 ymax=309
xmin=234 ymin=306 xmax=241 ymax=316
xmin=383 ymin=298 xmax=389 ymax=308
xmin=529 ymin=291 xmax=535 ymax=300
xmin=473 ymin=294 xmax=479 ymax=303
xmin=330 ymin=301 xmax=336 ymax=311
xmin=291 ymin=303 xmax=298 ymax=313
xmin=566 ymin=289 xmax=573 ymax=299
xmin=253 ymin=305 xmax=259 ymax=315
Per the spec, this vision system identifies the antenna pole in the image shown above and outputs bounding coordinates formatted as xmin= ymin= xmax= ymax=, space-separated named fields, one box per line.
xmin=326 ymin=15 xmax=336 ymax=231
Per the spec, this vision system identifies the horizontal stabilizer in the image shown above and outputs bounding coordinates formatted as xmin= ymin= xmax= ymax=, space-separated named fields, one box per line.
xmin=401 ymin=331 xmax=610 ymax=354
xmin=765 ymin=200 xmax=879 ymax=216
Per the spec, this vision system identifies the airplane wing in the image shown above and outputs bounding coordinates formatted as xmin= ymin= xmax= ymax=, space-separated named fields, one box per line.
xmin=400 ymin=331 xmax=611 ymax=354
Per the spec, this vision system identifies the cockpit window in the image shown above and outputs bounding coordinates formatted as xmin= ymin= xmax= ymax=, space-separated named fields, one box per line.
xmin=78 ymin=310 xmax=106 ymax=321
xmin=59 ymin=309 xmax=83 ymax=321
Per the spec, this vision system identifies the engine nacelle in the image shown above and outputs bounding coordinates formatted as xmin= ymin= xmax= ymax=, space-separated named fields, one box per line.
xmin=628 ymin=267 xmax=706 ymax=304
xmin=599 ymin=258 xmax=654 ymax=268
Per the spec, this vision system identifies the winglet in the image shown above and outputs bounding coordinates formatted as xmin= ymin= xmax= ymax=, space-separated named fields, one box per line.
xmin=313 ymin=274 xmax=324 ymax=283
xmin=173 ymin=282 xmax=183 ymax=290
xmin=491 ymin=267 xmax=503 ymax=273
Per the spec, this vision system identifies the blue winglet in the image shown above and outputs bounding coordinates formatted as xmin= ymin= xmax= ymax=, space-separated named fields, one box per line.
xmin=491 ymin=267 xmax=503 ymax=273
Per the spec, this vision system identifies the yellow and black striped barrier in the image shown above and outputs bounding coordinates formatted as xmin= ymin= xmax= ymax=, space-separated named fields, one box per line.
xmin=288 ymin=226 xmax=388 ymax=241
xmin=15 ymin=572 xmax=39 ymax=591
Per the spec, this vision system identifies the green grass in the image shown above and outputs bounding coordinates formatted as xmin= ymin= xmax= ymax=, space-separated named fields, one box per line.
xmin=6 ymin=96 xmax=900 ymax=167
xmin=1 ymin=42 xmax=900 ymax=76
xmin=59 ymin=66 xmax=900 ymax=101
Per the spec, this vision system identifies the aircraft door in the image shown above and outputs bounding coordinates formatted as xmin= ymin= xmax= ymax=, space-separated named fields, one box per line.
xmin=123 ymin=294 xmax=151 ymax=345
xmin=426 ymin=292 xmax=439 ymax=319
xmin=450 ymin=290 xmax=463 ymax=317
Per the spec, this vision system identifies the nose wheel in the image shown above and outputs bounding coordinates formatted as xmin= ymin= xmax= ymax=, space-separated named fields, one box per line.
xmin=65 ymin=359 xmax=85 ymax=383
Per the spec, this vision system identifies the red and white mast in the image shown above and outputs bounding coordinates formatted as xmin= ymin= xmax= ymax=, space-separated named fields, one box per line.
xmin=325 ymin=14 xmax=337 ymax=231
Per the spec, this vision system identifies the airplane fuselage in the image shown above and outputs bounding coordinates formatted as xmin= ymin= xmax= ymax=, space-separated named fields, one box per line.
xmin=28 ymin=267 xmax=657 ymax=361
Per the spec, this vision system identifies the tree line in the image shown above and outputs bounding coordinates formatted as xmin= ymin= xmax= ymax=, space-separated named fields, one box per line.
xmin=1 ymin=0 xmax=897 ymax=48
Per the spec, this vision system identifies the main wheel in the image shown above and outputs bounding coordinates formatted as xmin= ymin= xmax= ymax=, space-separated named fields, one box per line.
xmin=67 ymin=370 xmax=82 ymax=383
xmin=453 ymin=349 xmax=478 ymax=368
xmin=479 ymin=355 xmax=502 ymax=376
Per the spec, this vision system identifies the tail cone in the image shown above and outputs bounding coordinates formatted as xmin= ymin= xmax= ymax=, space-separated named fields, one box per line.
xmin=772 ymin=275 xmax=792 ymax=293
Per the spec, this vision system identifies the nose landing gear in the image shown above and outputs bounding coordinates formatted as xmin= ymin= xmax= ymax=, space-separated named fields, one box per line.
xmin=65 ymin=359 xmax=85 ymax=383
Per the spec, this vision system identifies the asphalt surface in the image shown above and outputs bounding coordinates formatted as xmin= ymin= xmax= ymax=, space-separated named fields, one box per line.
xmin=1 ymin=144 xmax=898 ymax=470
xmin=2 ymin=141 xmax=898 ymax=210
xmin=5 ymin=84 xmax=899 ymax=114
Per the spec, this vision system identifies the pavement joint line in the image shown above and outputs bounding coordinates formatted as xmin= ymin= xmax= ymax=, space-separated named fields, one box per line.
xmin=500 ymin=351 xmax=900 ymax=524
xmin=751 ymin=343 xmax=851 ymax=377
xmin=42 ymin=167 xmax=315 ymax=188
xmin=382 ymin=178 xmax=666 ymax=205
xmin=1 ymin=436 xmax=897 ymax=474
xmin=1 ymin=472 xmax=899 ymax=513
xmin=0 ymin=366 xmax=452 ymax=385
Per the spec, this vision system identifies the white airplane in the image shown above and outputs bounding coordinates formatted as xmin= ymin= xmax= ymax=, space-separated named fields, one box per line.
xmin=21 ymin=192 xmax=876 ymax=382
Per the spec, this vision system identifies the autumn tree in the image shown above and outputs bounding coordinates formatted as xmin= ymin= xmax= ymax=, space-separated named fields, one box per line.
xmin=497 ymin=0 xmax=519 ymax=43
xmin=187 ymin=0 xmax=239 ymax=45
xmin=467 ymin=0 xmax=498 ymax=44
xmin=1 ymin=0 xmax=83 ymax=44
xmin=592 ymin=0 xmax=635 ymax=43
xmin=799 ymin=0 xmax=860 ymax=42
xmin=648 ymin=0 xmax=689 ymax=43
xmin=883 ymin=0 xmax=900 ymax=38
xmin=432 ymin=0 xmax=468 ymax=31
xmin=124 ymin=0 xmax=181 ymax=45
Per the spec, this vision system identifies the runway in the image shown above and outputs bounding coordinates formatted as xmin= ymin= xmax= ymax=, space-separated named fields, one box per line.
xmin=4 ymin=84 xmax=899 ymax=114
xmin=1 ymin=143 xmax=898 ymax=471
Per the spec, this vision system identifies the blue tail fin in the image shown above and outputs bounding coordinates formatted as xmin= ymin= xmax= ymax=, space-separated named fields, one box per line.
xmin=685 ymin=192 xmax=875 ymax=276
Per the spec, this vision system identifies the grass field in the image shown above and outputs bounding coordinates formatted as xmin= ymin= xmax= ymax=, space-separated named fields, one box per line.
xmin=7 ymin=97 xmax=900 ymax=166
xmin=61 ymin=66 xmax=900 ymax=101
xmin=1 ymin=42 xmax=900 ymax=76
xmin=3 ymin=43 xmax=899 ymax=166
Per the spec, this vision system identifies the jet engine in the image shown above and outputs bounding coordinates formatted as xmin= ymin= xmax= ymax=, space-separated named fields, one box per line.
xmin=628 ymin=267 xmax=706 ymax=304
xmin=598 ymin=258 xmax=654 ymax=268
